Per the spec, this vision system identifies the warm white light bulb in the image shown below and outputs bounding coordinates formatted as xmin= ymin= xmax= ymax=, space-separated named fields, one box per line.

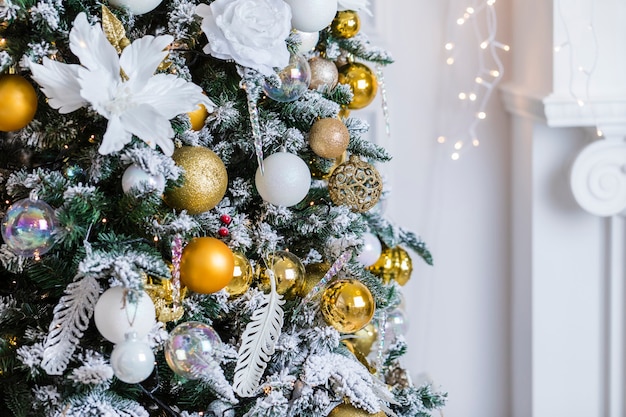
xmin=445 ymin=42 xmax=454 ymax=50
xmin=458 ymin=92 xmax=467 ymax=100
xmin=477 ymin=112 xmax=486 ymax=119
xmin=469 ymin=93 xmax=477 ymax=101
xmin=489 ymin=70 xmax=500 ymax=77
xmin=446 ymin=57 xmax=455 ymax=65
xmin=466 ymin=7 xmax=475 ymax=13
xmin=457 ymin=18 xmax=465 ymax=25
xmin=480 ymin=41 xmax=489 ymax=49
xmin=437 ymin=136 xmax=446 ymax=144
xmin=451 ymin=152 xmax=460 ymax=161
xmin=454 ymin=141 xmax=463 ymax=150
xmin=475 ymin=77 xmax=484 ymax=84
xmin=472 ymin=138 xmax=480 ymax=147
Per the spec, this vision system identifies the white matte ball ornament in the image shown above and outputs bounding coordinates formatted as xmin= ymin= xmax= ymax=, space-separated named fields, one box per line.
xmin=295 ymin=30 xmax=320 ymax=54
xmin=94 ymin=287 xmax=156 ymax=344
xmin=108 ymin=0 xmax=163 ymax=14
xmin=284 ymin=0 xmax=338 ymax=32
xmin=356 ymin=232 xmax=382 ymax=267
xmin=255 ymin=152 xmax=311 ymax=207
xmin=111 ymin=333 xmax=155 ymax=383
xmin=122 ymin=164 xmax=165 ymax=194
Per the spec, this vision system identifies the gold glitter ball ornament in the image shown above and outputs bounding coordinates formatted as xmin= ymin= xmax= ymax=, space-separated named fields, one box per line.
xmin=367 ymin=246 xmax=413 ymax=286
xmin=338 ymin=62 xmax=378 ymax=110
xmin=0 ymin=74 xmax=38 ymax=132
xmin=225 ymin=251 xmax=253 ymax=297
xmin=257 ymin=250 xmax=306 ymax=299
xmin=331 ymin=10 xmax=361 ymax=39
xmin=328 ymin=155 xmax=382 ymax=213
xmin=321 ymin=279 xmax=375 ymax=333
xmin=308 ymin=56 xmax=339 ymax=90
xmin=309 ymin=118 xmax=350 ymax=159
xmin=164 ymin=146 xmax=228 ymax=215
xmin=327 ymin=402 xmax=386 ymax=417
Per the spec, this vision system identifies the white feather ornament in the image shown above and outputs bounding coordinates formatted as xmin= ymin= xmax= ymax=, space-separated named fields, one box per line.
xmin=233 ymin=269 xmax=285 ymax=397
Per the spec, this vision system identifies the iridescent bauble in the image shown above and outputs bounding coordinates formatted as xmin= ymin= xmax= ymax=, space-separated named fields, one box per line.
xmin=338 ymin=62 xmax=378 ymax=109
xmin=188 ymin=103 xmax=209 ymax=131
xmin=257 ymin=250 xmax=305 ymax=299
xmin=384 ymin=308 xmax=408 ymax=344
xmin=121 ymin=164 xmax=165 ymax=194
xmin=327 ymin=402 xmax=387 ymax=417
xmin=255 ymin=152 xmax=311 ymax=207
xmin=308 ymin=118 xmax=350 ymax=159
xmin=367 ymin=246 xmax=413 ymax=285
xmin=263 ymin=53 xmax=311 ymax=103
xmin=331 ymin=10 xmax=361 ymax=39
xmin=1 ymin=198 xmax=57 ymax=257
xmin=164 ymin=146 xmax=228 ymax=215
xmin=164 ymin=321 xmax=222 ymax=379
xmin=301 ymin=262 xmax=330 ymax=296
xmin=110 ymin=332 xmax=155 ymax=383
xmin=308 ymin=56 xmax=339 ymax=90
xmin=284 ymin=0 xmax=338 ymax=32
xmin=0 ymin=74 xmax=38 ymax=132
xmin=321 ymin=279 xmax=375 ymax=333
xmin=356 ymin=232 xmax=382 ymax=267
xmin=93 ymin=287 xmax=156 ymax=344
xmin=108 ymin=0 xmax=163 ymax=14
xmin=225 ymin=252 xmax=253 ymax=297
xmin=180 ymin=237 xmax=234 ymax=294
xmin=328 ymin=155 xmax=383 ymax=213
xmin=295 ymin=30 xmax=320 ymax=54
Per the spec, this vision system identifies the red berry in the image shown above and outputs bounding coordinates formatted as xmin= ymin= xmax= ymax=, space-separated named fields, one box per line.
xmin=218 ymin=227 xmax=229 ymax=237
xmin=220 ymin=214 xmax=232 ymax=225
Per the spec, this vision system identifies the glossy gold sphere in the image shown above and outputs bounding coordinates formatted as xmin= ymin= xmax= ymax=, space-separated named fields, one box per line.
xmin=328 ymin=402 xmax=386 ymax=417
xmin=225 ymin=251 xmax=253 ymax=297
xmin=348 ymin=322 xmax=378 ymax=356
xmin=338 ymin=62 xmax=378 ymax=110
xmin=367 ymin=246 xmax=413 ymax=286
xmin=309 ymin=118 xmax=350 ymax=159
xmin=257 ymin=251 xmax=305 ymax=299
xmin=188 ymin=103 xmax=209 ymax=131
xmin=180 ymin=237 xmax=235 ymax=294
xmin=331 ymin=10 xmax=361 ymax=39
xmin=321 ymin=279 xmax=375 ymax=333
xmin=0 ymin=74 xmax=38 ymax=132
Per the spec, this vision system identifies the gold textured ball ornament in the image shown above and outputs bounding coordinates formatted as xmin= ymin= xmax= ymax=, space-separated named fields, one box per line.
xmin=225 ymin=251 xmax=253 ymax=297
xmin=321 ymin=279 xmax=375 ymax=333
xmin=257 ymin=251 xmax=306 ymax=299
xmin=367 ymin=246 xmax=413 ymax=286
xmin=327 ymin=402 xmax=386 ymax=417
xmin=308 ymin=56 xmax=339 ymax=90
xmin=0 ymin=74 xmax=38 ymax=132
xmin=180 ymin=237 xmax=235 ymax=294
xmin=338 ymin=62 xmax=378 ymax=110
xmin=309 ymin=118 xmax=350 ymax=159
xmin=164 ymin=146 xmax=228 ymax=215
xmin=331 ymin=10 xmax=361 ymax=39
xmin=188 ymin=103 xmax=209 ymax=131
xmin=328 ymin=155 xmax=382 ymax=213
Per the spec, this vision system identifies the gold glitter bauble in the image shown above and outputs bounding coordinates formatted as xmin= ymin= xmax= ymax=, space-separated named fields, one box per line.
xmin=367 ymin=246 xmax=413 ymax=285
xmin=321 ymin=279 xmax=375 ymax=333
xmin=225 ymin=251 xmax=253 ymax=297
xmin=308 ymin=56 xmax=339 ymax=90
xmin=0 ymin=74 xmax=38 ymax=132
xmin=309 ymin=118 xmax=350 ymax=159
xmin=331 ymin=10 xmax=361 ymax=39
xmin=188 ymin=103 xmax=209 ymax=131
xmin=164 ymin=146 xmax=228 ymax=214
xmin=327 ymin=402 xmax=386 ymax=417
xmin=328 ymin=155 xmax=382 ymax=213
xmin=257 ymin=251 xmax=305 ymax=299
xmin=301 ymin=262 xmax=331 ymax=296
xmin=338 ymin=62 xmax=378 ymax=110
xmin=347 ymin=322 xmax=378 ymax=356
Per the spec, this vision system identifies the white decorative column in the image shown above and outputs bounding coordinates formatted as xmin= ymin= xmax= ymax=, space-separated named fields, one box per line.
xmin=502 ymin=0 xmax=626 ymax=416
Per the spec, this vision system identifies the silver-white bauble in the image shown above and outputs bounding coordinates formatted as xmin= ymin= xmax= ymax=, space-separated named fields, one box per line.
xmin=94 ymin=286 xmax=156 ymax=344
xmin=111 ymin=333 xmax=155 ymax=383
xmin=284 ymin=0 xmax=338 ymax=32
xmin=356 ymin=232 xmax=382 ymax=267
xmin=295 ymin=30 xmax=320 ymax=54
xmin=108 ymin=0 xmax=163 ymax=14
xmin=121 ymin=164 xmax=165 ymax=194
xmin=255 ymin=152 xmax=311 ymax=207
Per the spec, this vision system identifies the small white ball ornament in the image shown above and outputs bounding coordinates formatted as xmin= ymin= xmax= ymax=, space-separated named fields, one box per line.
xmin=255 ymin=152 xmax=311 ymax=207
xmin=121 ymin=164 xmax=165 ymax=194
xmin=108 ymin=0 xmax=163 ymax=14
xmin=356 ymin=232 xmax=382 ymax=267
xmin=111 ymin=332 xmax=155 ymax=383
xmin=94 ymin=286 xmax=156 ymax=344
xmin=295 ymin=30 xmax=320 ymax=54
xmin=284 ymin=0 xmax=338 ymax=32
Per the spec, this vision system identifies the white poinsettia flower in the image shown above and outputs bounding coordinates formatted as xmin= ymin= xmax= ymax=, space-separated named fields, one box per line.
xmin=337 ymin=0 xmax=372 ymax=16
xmin=29 ymin=12 xmax=214 ymax=156
xmin=196 ymin=0 xmax=291 ymax=77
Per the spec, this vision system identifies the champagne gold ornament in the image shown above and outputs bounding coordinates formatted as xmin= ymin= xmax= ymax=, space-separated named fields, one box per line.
xmin=328 ymin=155 xmax=382 ymax=213
xmin=308 ymin=56 xmax=339 ymax=90
xmin=367 ymin=246 xmax=413 ymax=285
xmin=180 ymin=237 xmax=235 ymax=294
xmin=327 ymin=402 xmax=386 ymax=417
xmin=225 ymin=251 xmax=253 ymax=297
xmin=309 ymin=118 xmax=350 ymax=159
xmin=331 ymin=10 xmax=361 ymax=39
xmin=164 ymin=146 xmax=228 ymax=214
xmin=301 ymin=262 xmax=331 ymax=296
xmin=144 ymin=275 xmax=187 ymax=323
xmin=257 ymin=250 xmax=305 ymax=299
xmin=321 ymin=279 xmax=375 ymax=333
xmin=338 ymin=62 xmax=378 ymax=110
xmin=0 ymin=74 xmax=38 ymax=132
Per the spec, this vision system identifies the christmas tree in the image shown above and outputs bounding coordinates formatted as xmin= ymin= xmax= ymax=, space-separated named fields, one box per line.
xmin=0 ymin=0 xmax=447 ymax=416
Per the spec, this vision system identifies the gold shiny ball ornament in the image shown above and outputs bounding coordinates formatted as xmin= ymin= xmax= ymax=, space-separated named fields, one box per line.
xmin=225 ymin=251 xmax=253 ymax=297
xmin=257 ymin=251 xmax=306 ymax=299
xmin=327 ymin=402 xmax=386 ymax=417
xmin=367 ymin=246 xmax=413 ymax=286
xmin=164 ymin=146 xmax=228 ymax=215
xmin=328 ymin=155 xmax=382 ymax=213
xmin=301 ymin=262 xmax=331 ymax=296
xmin=321 ymin=279 xmax=375 ymax=333
xmin=331 ymin=10 xmax=361 ymax=39
xmin=188 ymin=103 xmax=209 ymax=131
xmin=309 ymin=118 xmax=350 ymax=159
xmin=308 ymin=56 xmax=339 ymax=90
xmin=338 ymin=62 xmax=378 ymax=110
xmin=180 ymin=237 xmax=235 ymax=294
xmin=348 ymin=322 xmax=378 ymax=356
xmin=0 ymin=74 xmax=38 ymax=132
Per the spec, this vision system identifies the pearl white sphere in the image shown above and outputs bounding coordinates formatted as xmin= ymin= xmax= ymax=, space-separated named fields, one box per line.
xmin=111 ymin=333 xmax=155 ymax=383
xmin=94 ymin=286 xmax=156 ymax=344
xmin=356 ymin=232 xmax=382 ymax=267
xmin=284 ymin=0 xmax=338 ymax=32
xmin=295 ymin=30 xmax=320 ymax=54
xmin=121 ymin=164 xmax=165 ymax=194
xmin=108 ymin=0 xmax=163 ymax=15
xmin=255 ymin=152 xmax=311 ymax=207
